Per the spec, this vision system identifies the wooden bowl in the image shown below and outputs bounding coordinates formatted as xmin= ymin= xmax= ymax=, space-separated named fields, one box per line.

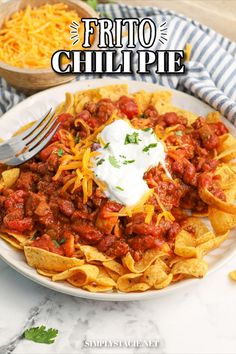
xmin=0 ymin=0 xmax=99 ymax=95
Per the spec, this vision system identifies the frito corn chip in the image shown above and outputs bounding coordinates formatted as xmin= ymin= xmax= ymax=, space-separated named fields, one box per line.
xmin=196 ymin=231 xmax=215 ymax=246
xmin=74 ymin=88 xmax=101 ymax=106
xmin=36 ymin=268 xmax=59 ymax=277
xmin=171 ymin=259 xmax=208 ymax=278
xmin=75 ymin=95 xmax=90 ymax=114
xmin=105 ymin=269 xmax=120 ymax=281
xmin=102 ymin=260 xmax=127 ymax=276
xmin=228 ymin=162 xmax=236 ymax=174
xmin=142 ymin=264 xmax=168 ymax=287
xmin=79 ymin=245 xmax=113 ymax=262
xmin=0 ymin=233 xmax=23 ymax=250
xmin=199 ymin=187 xmax=236 ymax=214
xmin=229 ymin=271 xmax=236 ymax=281
xmin=154 ymin=274 xmax=173 ymax=289
xmin=122 ymin=249 xmax=166 ymax=274
xmin=150 ymin=91 xmax=172 ymax=109
xmin=150 ymin=91 xmax=197 ymax=125
xmin=117 ymin=273 xmax=150 ymax=292
xmin=132 ymin=90 xmax=152 ymax=113
xmin=52 ymin=265 xmax=99 ymax=286
xmin=209 ymin=207 xmax=236 ymax=235
xmin=182 ymin=217 xmax=209 ymax=238
xmin=95 ymin=267 xmax=117 ymax=288
xmin=172 ymin=274 xmax=186 ymax=282
xmin=174 ymin=230 xmax=197 ymax=258
xmin=83 ymin=284 xmax=114 ymax=292
xmin=216 ymin=133 xmax=236 ymax=162
xmin=8 ymin=232 xmax=32 ymax=245
xmin=99 ymin=84 xmax=128 ymax=101
xmin=168 ymin=256 xmax=183 ymax=268
xmin=196 ymin=232 xmax=229 ymax=258
xmin=2 ymin=168 xmax=20 ymax=188
xmin=217 ymin=133 xmax=236 ymax=154
xmin=154 ymin=257 xmax=170 ymax=272
xmin=206 ymin=111 xmax=221 ymax=123
xmin=216 ymin=164 xmax=236 ymax=189
xmin=24 ymin=246 xmax=84 ymax=272
xmin=74 ymin=85 xmax=128 ymax=112
xmin=208 ymin=188 xmax=236 ymax=234
xmin=217 ymin=144 xmax=236 ymax=162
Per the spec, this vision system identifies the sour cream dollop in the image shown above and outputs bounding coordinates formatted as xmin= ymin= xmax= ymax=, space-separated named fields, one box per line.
xmin=93 ymin=119 xmax=168 ymax=207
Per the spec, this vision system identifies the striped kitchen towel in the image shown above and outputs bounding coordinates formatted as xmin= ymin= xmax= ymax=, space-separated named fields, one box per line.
xmin=0 ymin=3 xmax=236 ymax=122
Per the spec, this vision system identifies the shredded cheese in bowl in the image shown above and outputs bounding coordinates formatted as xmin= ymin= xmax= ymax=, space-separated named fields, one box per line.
xmin=0 ymin=3 xmax=92 ymax=69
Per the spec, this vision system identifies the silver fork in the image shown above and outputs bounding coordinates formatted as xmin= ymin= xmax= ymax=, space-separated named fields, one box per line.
xmin=0 ymin=109 xmax=60 ymax=166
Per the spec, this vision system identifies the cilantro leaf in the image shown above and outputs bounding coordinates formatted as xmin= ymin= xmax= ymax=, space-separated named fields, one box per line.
xmin=96 ymin=158 xmax=105 ymax=166
xmin=108 ymin=156 xmax=120 ymax=168
xmin=103 ymin=142 xmax=110 ymax=149
xmin=175 ymin=130 xmax=183 ymax=136
xmin=142 ymin=127 xmax=152 ymax=132
xmin=24 ymin=326 xmax=58 ymax=344
xmin=123 ymin=160 xmax=135 ymax=165
xmin=124 ymin=132 xmax=140 ymax=145
xmin=52 ymin=240 xmax=60 ymax=248
xmin=75 ymin=136 xmax=80 ymax=144
xmin=57 ymin=148 xmax=64 ymax=157
xmin=59 ymin=238 xmax=66 ymax=245
xmin=116 ymin=186 xmax=124 ymax=191
xmin=143 ymin=143 xmax=157 ymax=152
xmin=139 ymin=113 xmax=146 ymax=118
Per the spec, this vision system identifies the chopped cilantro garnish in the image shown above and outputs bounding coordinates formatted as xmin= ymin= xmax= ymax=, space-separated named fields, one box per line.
xmin=103 ymin=142 xmax=110 ymax=149
xmin=124 ymin=132 xmax=141 ymax=145
xmin=175 ymin=130 xmax=183 ymax=136
xmin=139 ymin=113 xmax=146 ymax=118
xmin=143 ymin=143 xmax=157 ymax=152
xmin=75 ymin=136 xmax=80 ymax=144
xmin=59 ymin=238 xmax=66 ymax=245
xmin=116 ymin=186 xmax=124 ymax=191
xmin=119 ymin=155 xmax=127 ymax=159
xmin=96 ymin=158 xmax=105 ymax=166
xmin=108 ymin=156 xmax=120 ymax=168
xmin=24 ymin=326 xmax=58 ymax=344
xmin=57 ymin=148 xmax=64 ymax=157
xmin=52 ymin=240 xmax=60 ymax=248
xmin=142 ymin=127 xmax=152 ymax=132
xmin=123 ymin=160 xmax=135 ymax=165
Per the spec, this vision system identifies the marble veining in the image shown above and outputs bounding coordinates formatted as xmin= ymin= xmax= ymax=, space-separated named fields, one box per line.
xmin=0 ymin=256 xmax=236 ymax=354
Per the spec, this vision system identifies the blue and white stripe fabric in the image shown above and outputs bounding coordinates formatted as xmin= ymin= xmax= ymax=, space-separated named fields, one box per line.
xmin=0 ymin=3 xmax=235 ymax=123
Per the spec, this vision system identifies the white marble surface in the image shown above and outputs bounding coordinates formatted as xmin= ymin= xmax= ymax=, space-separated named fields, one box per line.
xmin=0 ymin=255 xmax=236 ymax=354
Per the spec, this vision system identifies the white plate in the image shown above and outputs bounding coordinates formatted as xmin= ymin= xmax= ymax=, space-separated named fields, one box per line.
xmin=0 ymin=78 xmax=235 ymax=301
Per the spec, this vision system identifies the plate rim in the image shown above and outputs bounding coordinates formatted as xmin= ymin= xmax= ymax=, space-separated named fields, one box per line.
xmin=0 ymin=77 xmax=234 ymax=301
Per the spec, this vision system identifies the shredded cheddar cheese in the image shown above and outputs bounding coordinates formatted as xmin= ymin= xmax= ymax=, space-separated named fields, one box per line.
xmin=154 ymin=192 xmax=175 ymax=225
xmin=161 ymin=124 xmax=182 ymax=141
xmin=0 ymin=3 xmax=91 ymax=68
xmin=54 ymin=112 xmax=119 ymax=205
